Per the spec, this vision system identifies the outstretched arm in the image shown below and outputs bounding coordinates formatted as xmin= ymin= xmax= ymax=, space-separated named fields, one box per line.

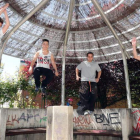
xmin=132 ymin=37 xmax=140 ymax=61
xmin=51 ymin=54 xmax=59 ymax=76
xmin=0 ymin=3 xmax=9 ymax=15
xmin=2 ymin=10 xmax=10 ymax=34
xmin=28 ymin=51 xmax=39 ymax=75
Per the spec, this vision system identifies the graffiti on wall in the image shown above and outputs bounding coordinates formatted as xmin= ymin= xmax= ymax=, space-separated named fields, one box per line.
xmin=6 ymin=111 xmax=47 ymax=126
xmin=7 ymin=115 xmax=19 ymax=126
xmin=6 ymin=110 xmax=121 ymax=129
xmin=73 ymin=112 xmax=121 ymax=127
xmin=132 ymin=110 xmax=140 ymax=134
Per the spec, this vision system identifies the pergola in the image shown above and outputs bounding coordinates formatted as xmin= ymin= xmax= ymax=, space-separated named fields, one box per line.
xmin=0 ymin=0 xmax=139 ymax=107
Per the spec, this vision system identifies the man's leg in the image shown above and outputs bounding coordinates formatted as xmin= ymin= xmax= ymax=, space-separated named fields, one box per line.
xmin=41 ymin=68 xmax=54 ymax=88
xmin=77 ymin=81 xmax=90 ymax=115
xmin=89 ymin=82 xmax=97 ymax=111
xmin=33 ymin=67 xmax=42 ymax=90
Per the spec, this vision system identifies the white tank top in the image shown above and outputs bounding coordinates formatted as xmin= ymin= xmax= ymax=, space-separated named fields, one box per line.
xmin=0 ymin=28 xmax=3 ymax=39
xmin=36 ymin=50 xmax=51 ymax=69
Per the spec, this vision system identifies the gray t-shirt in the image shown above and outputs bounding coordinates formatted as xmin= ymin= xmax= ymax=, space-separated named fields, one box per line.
xmin=77 ymin=61 xmax=101 ymax=82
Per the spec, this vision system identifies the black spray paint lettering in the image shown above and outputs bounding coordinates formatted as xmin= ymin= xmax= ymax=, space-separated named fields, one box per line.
xmin=94 ymin=113 xmax=121 ymax=125
xmin=18 ymin=113 xmax=40 ymax=122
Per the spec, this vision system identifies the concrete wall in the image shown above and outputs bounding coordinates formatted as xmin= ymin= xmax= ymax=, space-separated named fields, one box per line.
xmin=73 ymin=109 xmax=122 ymax=131
xmin=5 ymin=109 xmax=123 ymax=131
xmin=73 ymin=135 xmax=121 ymax=140
xmin=0 ymin=108 xmax=139 ymax=140
xmin=0 ymin=109 xmax=7 ymax=140
xmin=4 ymin=108 xmax=137 ymax=132
xmin=6 ymin=109 xmax=47 ymax=129
xmin=131 ymin=108 xmax=140 ymax=134
xmin=6 ymin=134 xmax=121 ymax=140
xmin=6 ymin=133 xmax=46 ymax=140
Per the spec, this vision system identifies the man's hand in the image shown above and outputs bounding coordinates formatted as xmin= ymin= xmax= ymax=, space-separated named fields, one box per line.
xmin=2 ymin=3 xmax=9 ymax=9
xmin=5 ymin=3 xmax=9 ymax=8
xmin=55 ymin=71 xmax=59 ymax=76
xmin=76 ymin=75 xmax=80 ymax=81
xmin=95 ymin=78 xmax=99 ymax=83
xmin=28 ymin=67 xmax=33 ymax=75
xmin=132 ymin=37 xmax=137 ymax=48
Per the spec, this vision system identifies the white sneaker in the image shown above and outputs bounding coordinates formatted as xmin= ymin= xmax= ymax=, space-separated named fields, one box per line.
xmin=84 ymin=110 xmax=90 ymax=115
xmin=89 ymin=111 xmax=93 ymax=115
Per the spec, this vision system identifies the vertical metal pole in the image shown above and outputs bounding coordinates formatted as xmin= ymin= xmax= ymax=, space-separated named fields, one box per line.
xmin=61 ymin=0 xmax=75 ymax=105
xmin=91 ymin=0 xmax=132 ymax=108
xmin=0 ymin=0 xmax=49 ymax=67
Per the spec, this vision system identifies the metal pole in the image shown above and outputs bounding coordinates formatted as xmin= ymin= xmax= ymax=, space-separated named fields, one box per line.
xmin=91 ymin=0 xmax=130 ymax=59
xmin=0 ymin=0 xmax=49 ymax=67
xmin=91 ymin=0 xmax=132 ymax=108
xmin=61 ymin=0 xmax=75 ymax=105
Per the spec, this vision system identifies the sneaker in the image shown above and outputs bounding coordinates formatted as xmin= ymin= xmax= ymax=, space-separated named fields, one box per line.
xmin=84 ymin=110 xmax=90 ymax=115
xmin=35 ymin=87 xmax=40 ymax=93
xmin=41 ymin=87 xmax=47 ymax=96
xmin=89 ymin=111 xmax=93 ymax=115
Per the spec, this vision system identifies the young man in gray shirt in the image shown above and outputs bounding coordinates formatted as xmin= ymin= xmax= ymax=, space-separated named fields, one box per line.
xmin=76 ymin=52 xmax=101 ymax=115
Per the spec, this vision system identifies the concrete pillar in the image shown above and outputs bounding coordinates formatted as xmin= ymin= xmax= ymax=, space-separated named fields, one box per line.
xmin=0 ymin=109 xmax=7 ymax=140
xmin=46 ymin=106 xmax=73 ymax=140
xmin=121 ymin=109 xmax=133 ymax=140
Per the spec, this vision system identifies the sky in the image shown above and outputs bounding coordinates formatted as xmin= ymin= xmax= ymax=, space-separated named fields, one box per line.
xmin=1 ymin=54 xmax=20 ymax=80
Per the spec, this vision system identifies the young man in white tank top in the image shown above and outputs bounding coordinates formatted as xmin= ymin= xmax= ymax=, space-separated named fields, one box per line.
xmin=28 ymin=39 xmax=59 ymax=95
xmin=0 ymin=3 xmax=10 ymax=39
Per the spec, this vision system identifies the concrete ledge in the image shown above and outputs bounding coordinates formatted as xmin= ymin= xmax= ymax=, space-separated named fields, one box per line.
xmin=74 ymin=130 xmax=122 ymax=137
xmin=6 ymin=128 xmax=46 ymax=136
xmin=129 ymin=135 xmax=140 ymax=140
xmin=6 ymin=128 xmax=122 ymax=137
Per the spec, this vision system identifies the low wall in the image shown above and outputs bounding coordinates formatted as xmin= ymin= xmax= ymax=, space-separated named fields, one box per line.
xmin=0 ymin=108 xmax=139 ymax=140
xmin=6 ymin=109 xmax=47 ymax=129
xmin=6 ymin=133 xmax=46 ymax=140
xmin=132 ymin=108 xmax=140 ymax=134
xmin=6 ymin=134 xmax=121 ymax=140
xmin=5 ymin=109 xmax=122 ymax=131
xmin=73 ymin=109 xmax=122 ymax=131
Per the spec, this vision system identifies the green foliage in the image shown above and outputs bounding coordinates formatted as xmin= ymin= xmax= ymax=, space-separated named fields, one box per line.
xmin=0 ymin=73 xmax=38 ymax=108
xmin=0 ymin=79 xmax=18 ymax=106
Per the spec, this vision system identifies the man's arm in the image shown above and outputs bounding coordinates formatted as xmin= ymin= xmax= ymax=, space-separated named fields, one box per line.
xmin=96 ymin=71 xmax=101 ymax=83
xmin=2 ymin=10 xmax=10 ymax=34
xmin=51 ymin=54 xmax=58 ymax=76
xmin=76 ymin=68 xmax=80 ymax=81
xmin=0 ymin=3 xmax=9 ymax=15
xmin=76 ymin=62 xmax=82 ymax=81
xmin=28 ymin=51 xmax=39 ymax=74
xmin=132 ymin=37 xmax=140 ymax=61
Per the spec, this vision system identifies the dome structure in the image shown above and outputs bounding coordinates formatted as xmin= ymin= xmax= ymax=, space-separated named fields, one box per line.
xmin=0 ymin=0 xmax=140 ymax=64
